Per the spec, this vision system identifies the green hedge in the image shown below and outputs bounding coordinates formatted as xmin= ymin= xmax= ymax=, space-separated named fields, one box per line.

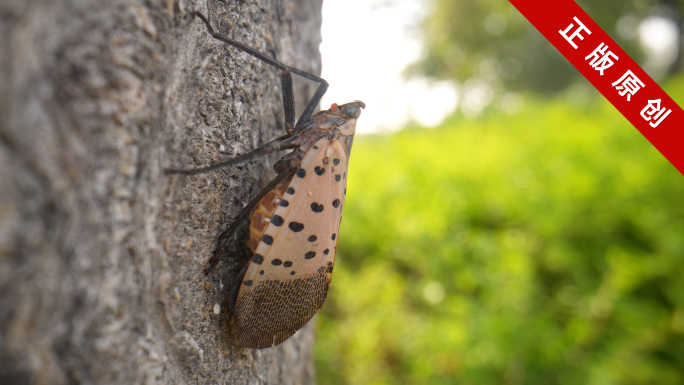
xmin=315 ymin=77 xmax=684 ymax=385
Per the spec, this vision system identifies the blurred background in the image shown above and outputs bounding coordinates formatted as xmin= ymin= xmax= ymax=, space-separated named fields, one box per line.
xmin=314 ymin=0 xmax=684 ymax=384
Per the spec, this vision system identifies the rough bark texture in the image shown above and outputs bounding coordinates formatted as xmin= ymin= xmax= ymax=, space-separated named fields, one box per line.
xmin=0 ymin=0 xmax=323 ymax=383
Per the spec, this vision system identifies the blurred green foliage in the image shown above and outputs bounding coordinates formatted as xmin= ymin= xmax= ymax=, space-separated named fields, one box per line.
xmin=411 ymin=0 xmax=684 ymax=93
xmin=314 ymin=77 xmax=684 ymax=385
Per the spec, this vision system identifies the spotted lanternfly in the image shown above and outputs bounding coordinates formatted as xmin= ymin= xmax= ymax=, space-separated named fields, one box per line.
xmin=166 ymin=12 xmax=365 ymax=349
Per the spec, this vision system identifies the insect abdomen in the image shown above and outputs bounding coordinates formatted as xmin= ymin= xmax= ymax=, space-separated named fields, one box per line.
xmin=248 ymin=176 xmax=293 ymax=252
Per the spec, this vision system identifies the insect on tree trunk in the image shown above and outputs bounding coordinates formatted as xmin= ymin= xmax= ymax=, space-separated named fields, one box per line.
xmin=0 ymin=0 xmax=324 ymax=383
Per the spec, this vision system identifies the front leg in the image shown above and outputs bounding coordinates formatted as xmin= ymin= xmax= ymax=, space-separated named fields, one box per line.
xmin=191 ymin=11 xmax=329 ymax=130
xmin=164 ymin=134 xmax=297 ymax=175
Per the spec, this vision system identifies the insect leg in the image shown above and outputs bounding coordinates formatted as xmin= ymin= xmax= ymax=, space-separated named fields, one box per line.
xmin=204 ymin=166 xmax=297 ymax=274
xmin=280 ymin=71 xmax=295 ymax=134
xmin=164 ymin=147 xmax=269 ymax=175
xmin=191 ymin=11 xmax=329 ymax=130
xmin=164 ymin=132 xmax=299 ymax=175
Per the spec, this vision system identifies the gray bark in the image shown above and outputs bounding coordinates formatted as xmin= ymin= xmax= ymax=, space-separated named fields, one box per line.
xmin=0 ymin=0 xmax=323 ymax=383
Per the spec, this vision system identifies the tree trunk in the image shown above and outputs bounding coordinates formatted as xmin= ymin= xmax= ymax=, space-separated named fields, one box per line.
xmin=0 ymin=0 xmax=323 ymax=383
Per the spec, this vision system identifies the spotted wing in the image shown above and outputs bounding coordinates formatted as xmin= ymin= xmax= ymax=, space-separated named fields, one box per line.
xmin=233 ymin=137 xmax=349 ymax=348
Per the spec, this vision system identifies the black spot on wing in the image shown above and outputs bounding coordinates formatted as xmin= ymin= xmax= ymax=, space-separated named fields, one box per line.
xmin=262 ymin=235 xmax=273 ymax=245
xmin=332 ymin=199 xmax=340 ymax=208
xmin=288 ymin=222 xmax=304 ymax=232
xmin=272 ymin=259 xmax=282 ymax=266
xmin=310 ymin=202 xmax=324 ymax=213
xmin=315 ymin=166 xmax=325 ymax=176
xmin=271 ymin=215 xmax=284 ymax=226
xmin=305 ymin=251 xmax=316 ymax=259
xmin=252 ymin=254 xmax=264 ymax=264
xmin=296 ymin=169 xmax=306 ymax=178
xmin=308 ymin=235 xmax=317 ymax=242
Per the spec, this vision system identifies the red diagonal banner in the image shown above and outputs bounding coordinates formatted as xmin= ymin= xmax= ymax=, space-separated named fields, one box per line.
xmin=509 ymin=0 xmax=684 ymax=175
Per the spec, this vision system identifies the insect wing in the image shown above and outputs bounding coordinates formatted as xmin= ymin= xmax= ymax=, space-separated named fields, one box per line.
xmin=233 ymin=137 xmax=349 ymax=348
